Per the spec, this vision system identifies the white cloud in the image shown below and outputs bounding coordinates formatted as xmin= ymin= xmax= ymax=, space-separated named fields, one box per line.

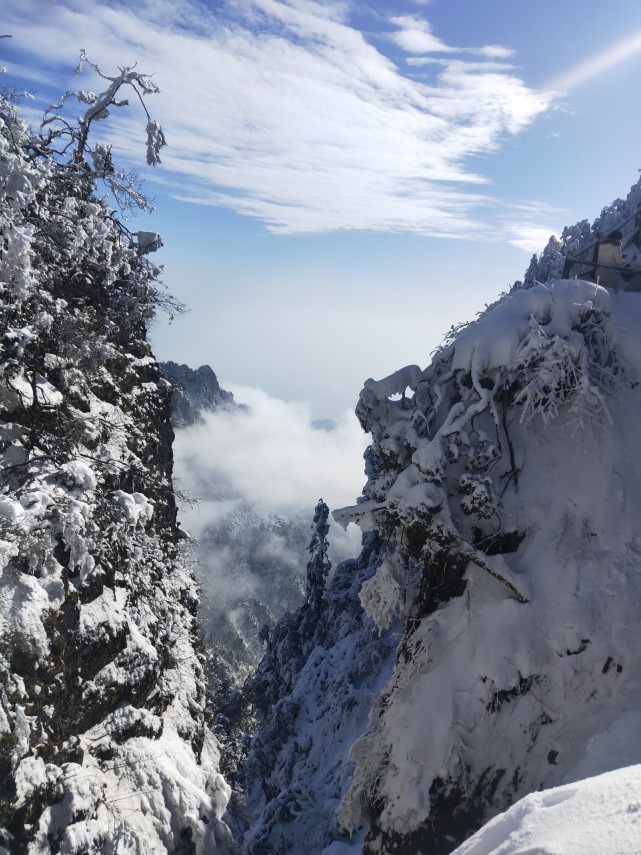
xmin=389 ymin=15 xmax=451 ymax=54
xmin=498 ymin=200 xmax=565 ymax=253
xmin=172 ymin=387 xmax=366 ymax=629
xmin=174 ymin=385 xmax=367 ymax=517
xmin=478 ymin=45 xmax=514 ymax=60
xmin=505 ymin=224 xmax=559 ymax=253
xmin=389 ymin=15 xmax=514 ymax=61
xmin=3 ymin=0 xmax=554 ymax=237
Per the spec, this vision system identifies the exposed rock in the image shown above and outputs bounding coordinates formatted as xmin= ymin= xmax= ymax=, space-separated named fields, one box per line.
xmin=160 ymin=361 xmax=235 ymax=427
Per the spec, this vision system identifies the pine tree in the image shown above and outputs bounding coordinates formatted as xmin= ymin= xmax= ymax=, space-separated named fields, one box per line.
xmin=305 ymin=498 xmax=332 ymax=610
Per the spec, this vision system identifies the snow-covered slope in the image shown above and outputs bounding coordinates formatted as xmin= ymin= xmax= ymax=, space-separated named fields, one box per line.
xmin=243 ymin=180 xmax=641 ymax=853
xmin=242 ymin=532 xmax=398 ymax=854
xmin=452 ymin=763 xmax=641 ymax=855
xmin=0 ymin=86 xmax=231 ymax=852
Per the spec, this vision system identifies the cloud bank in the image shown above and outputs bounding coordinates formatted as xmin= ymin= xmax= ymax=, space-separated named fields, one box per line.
xmin=171 ymin=382 xmax=365 ymax=629
xmin=173 ymin=384 xmax=366 ymax=549
xmin=3 ymin=0 xmax=555 ymax=238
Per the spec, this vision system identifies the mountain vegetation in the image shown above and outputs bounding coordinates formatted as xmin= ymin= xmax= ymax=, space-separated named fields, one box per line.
xmin=239 ymin=181 xmax=641 ymax=853
xmin=0 ymin=63 xmax=231 ymax=853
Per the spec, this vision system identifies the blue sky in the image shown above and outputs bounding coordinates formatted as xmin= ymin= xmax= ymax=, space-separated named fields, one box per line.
xmin=3 ymin=0 xmax=641 ymax=418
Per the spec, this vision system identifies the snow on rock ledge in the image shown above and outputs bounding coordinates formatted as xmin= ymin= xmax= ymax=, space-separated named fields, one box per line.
xmin=452 ymin=764 xmax=641 ymax=855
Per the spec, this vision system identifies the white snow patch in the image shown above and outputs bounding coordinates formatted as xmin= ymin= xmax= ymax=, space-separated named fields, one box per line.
xmin=452 ymin=764 xmax=641 ymax=855
xmin=113 ymin=490 xmax=154 ymax=525
xmin=59 ymin=460 xmax=97 ymax=491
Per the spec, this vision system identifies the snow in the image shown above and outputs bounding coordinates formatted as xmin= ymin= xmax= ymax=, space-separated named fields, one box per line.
xmin=244 ymin=258 xmax=641 ymax=850
xmin=0 ymin=496 xmax=25 ymax=523
xmin=0 ymin=83 xmax=231 ymax=852
xmin=8 ymin=53 xmax=641 ymax=855
xmin=59 ymin=460 xmax=97 ymax=490
xmin=453 ymin=764 xmax=641 ymax=855
xmin=113 ymin=489 xmax=155 ymax=525
xmin=265 ymin=217 xmax=641 ymax=850
xmin=78 ymin=586 xmax=127 ymax=641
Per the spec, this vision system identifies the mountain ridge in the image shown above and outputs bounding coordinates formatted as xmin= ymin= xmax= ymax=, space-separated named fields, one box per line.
xmin=160 ymin=361 xmax=236 ymax=428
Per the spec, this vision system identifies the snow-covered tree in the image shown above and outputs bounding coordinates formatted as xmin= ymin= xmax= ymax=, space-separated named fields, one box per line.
xmin=244 ymin=176 xmax=641 ymax=854
xmin=0 ymin=59 xmax=230 ymax=853
xmin=305 ymin=499 xmax=331 ymax=611
xmin=34 ymin=50 xmax=166 ymax=211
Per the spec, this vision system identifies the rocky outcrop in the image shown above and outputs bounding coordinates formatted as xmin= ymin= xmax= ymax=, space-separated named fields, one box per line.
xmin=160 ymin=362 xmax=235 ymax=427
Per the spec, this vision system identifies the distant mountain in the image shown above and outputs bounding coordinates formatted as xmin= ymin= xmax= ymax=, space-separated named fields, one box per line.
xmin=160 ymin=360 xmax=236 ymax=426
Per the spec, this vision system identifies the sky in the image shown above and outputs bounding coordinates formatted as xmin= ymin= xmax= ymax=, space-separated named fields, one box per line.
xmin=3 ymin=0 xmax=641 ymax=418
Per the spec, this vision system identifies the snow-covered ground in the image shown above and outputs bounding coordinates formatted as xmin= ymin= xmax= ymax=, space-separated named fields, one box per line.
xmin=453 ymin=763 xmax=641 ymax=855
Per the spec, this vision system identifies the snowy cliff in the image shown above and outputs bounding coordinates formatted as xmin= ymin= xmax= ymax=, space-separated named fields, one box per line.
xmin=242 ymin=180 xmax=641 ymax=853
xmin=0 ymin=85 xmax=231 ymax=851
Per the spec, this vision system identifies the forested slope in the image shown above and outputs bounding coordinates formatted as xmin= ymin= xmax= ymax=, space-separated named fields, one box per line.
xmin=242 ymin=180 xmax=641 ymax=854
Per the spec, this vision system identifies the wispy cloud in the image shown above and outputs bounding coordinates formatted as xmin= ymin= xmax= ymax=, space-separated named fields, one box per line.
xmin=499 ymin=200 xmax=565 ymax=252
xmin=3 ymin=0 xmax=555 ymax=237
xmin=389 ymin=14 xmax=514 ymax=60
xmin=504 ymin=225 xmax=558 ymax=253
xmin=547 ymin=29 xmax=641 ymax=92
xmin=388 ymin=14 xmax=452 ymax=54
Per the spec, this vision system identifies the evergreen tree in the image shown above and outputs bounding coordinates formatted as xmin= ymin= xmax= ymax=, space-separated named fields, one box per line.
xmin=305 ymin=498 xmax=331 ymax=610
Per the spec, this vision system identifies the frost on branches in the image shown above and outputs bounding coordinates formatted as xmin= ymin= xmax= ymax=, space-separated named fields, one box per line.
xmin=0 ymin=67 xmax=230 ymax=853
xmin=336 ymin=279 xmax=621 ymax=633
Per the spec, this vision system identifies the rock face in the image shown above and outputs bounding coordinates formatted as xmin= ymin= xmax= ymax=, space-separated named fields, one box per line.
xmin=242 ymin=178 xmax=641 ymax=854
xmin=160 ymin=362 xmax=235 ymax=427
xmin=0 ymin=89 xmax=231 ymax=851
